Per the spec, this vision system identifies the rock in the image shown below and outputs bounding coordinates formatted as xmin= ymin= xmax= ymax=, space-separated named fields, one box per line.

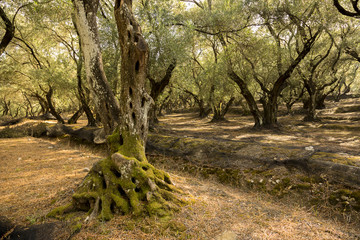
xmin=93 ymin=128 xmax=107 ymax=144
xmin=215 ymin=230 xmax=238 ymax=240
xmin=305 ymin=146 xmax=314 ymax=151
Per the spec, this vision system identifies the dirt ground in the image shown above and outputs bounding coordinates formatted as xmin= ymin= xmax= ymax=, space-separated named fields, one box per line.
xmin=0 ymin=137 xmax=359 ymax=239
xmin=0 ymin=98 xmax=360 ymax=239
xmin=156 ymin=99 xmax=360 ymax=158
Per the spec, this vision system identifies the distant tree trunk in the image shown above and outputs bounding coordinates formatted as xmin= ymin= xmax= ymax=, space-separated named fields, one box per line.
xmin=303 ymin=84 xmax=317 ymax=121
xmin=1 ymin=97 xmax=11 ymax=116
xmin=335 ymin=81 xmax=352 ymax=102
xmin=219 ymin=15 xmax=321 ymax=128
xmin=23 ymin=93 xmax=35 ymax=117
xmin=227 ymin=69 xmax=263 ymax=127
xmin=148 ymin=59 xmax=177 ymax=125
xmin=77 ymin=68 xmax=97 ymax=126
xmin=32 ymin=93 xmax=49 ymax=116
xmin=211 ymin=97 xmax=235 ymax=122
xmin=60 ymin=0 xmax=182 ymax=221
xmin=67 ymin=107 xmax=84 ymax=124
xmin=281 ymin=86 xmax=304 ymax=115
xmin=39 ymin=85 xmax=65 ymax=124
xmin=13 ymin=108 xmax=19 ymax=117
xmin=157 ymin=90 xmax=172 ymax=116
xmin=315 ymin=93 xmax=327 ymax=109
xmin=260 ymin=34 xmax=319 ymax=127
xmin=185 ymin=90 xmax=211 ymax=118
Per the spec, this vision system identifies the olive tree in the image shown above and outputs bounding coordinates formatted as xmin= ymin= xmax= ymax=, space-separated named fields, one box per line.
xmin=56 ymin=0 xmax=183 ymax=221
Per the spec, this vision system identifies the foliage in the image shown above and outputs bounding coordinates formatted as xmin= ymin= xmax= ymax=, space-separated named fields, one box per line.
xmin=0 ymin=0 xmax=359 ymax=124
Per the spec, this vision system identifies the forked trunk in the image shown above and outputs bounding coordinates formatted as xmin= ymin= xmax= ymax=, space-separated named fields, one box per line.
xmin=67 ymin=107 xmax=84 ymax=124
xmin=228 ymin=70 xmax=263 ymax=127
xmin=210 ymin=97 xmax=235 ymax=122
xmin=53 ymin=0 xmax=184 ymax=221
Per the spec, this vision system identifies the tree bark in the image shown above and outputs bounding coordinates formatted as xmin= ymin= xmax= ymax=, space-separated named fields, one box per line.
xmin=303 ymin=87 xmax=317 ymax=121
xmin=184 ymin=90 xmax=211 ymax=118
xmin=333 ymin=0 xmax=360 ymax=18
xmin=31 ymin=93 xmax=49 ymax=115
xmin=260 ymin=30 xmax=321 ymax=127
xmin=58 ymin=0 xmax=183 ymax=221
xmin=44 ymin=86 xmax=65 ymax=124
xmin=73 ymin=0 xmax=120 ymax=134
xmin=211 ymin=97 xmax=235 ymax=122
xmin=67 ymin=107 xmax=84 ymax=124
xmin=75 ymin=42 xmax=97 ymax=127
xmin=227 ymin=69 xmax=263 ymax=127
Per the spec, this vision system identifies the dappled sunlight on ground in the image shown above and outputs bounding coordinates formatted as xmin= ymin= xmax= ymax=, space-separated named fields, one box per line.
xmin=0 ymin=137 xmax=101 ymax=225
xmin=0 ymin=137 xmax=359 ymax=239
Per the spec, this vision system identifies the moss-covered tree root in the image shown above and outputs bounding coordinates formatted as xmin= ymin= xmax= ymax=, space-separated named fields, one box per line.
xmin=49 ymin=153 xmax=184 ymax=221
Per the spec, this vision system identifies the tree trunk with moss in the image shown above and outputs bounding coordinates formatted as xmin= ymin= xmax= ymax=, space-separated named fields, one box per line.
xmin=57 ymin=0 xmax=183 ymax=221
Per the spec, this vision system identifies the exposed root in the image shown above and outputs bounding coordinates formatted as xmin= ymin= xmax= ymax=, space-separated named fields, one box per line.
xmin=67 ymin=152 xmax=184 ymax=221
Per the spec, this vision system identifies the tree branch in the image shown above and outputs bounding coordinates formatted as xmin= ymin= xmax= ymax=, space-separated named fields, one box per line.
xmin=0 ymin=6 xmax=15 ymax=57
xmin=334 ymin=0 xmax=360 ymax=17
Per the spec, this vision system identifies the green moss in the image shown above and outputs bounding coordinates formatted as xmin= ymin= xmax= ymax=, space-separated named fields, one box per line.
xmin=100 ymin=195 xmax=113 ymax=221
xmin=168 ymin=220 xmax=187 ymax=232
xmin=129 ymin=190 xmax=142 ymax=215
xmin=0 ymin=126 xmax=26 ymax=138
xmin=72 ymin=192 xmax=99 ymax=200
xmin=292 ymin=183 xmax=312 ymax=190
xmin=107 ymin=127 xmax=122 ymax=154
xmin=216 ymin=169 xmax=241 ymax=185
xmin=26 ymin=215 xmax=38 ymax=225
xmin=71 ymin=222 xmax=82 ymax=234
xmin=47 ymin=203 xmax=73 ymax=218
xmin=310 ymin=152 xmax=359 ymax=166
xmin=65 ymin=129 xmax=184 ymax=221
xmin=146 ymin=201 xmax=163 ymax=216
xmin=298 ymin=176 xmax=312 ymax=183
xmin=271 ymin=178 xmax=291 ymax=196
xmin=329 ymin=189 xmax=360 ymax=212
xmin=111 ymin=193 xmax=130 ymax=214
xmin=112 ymin=129 xmax=147 ymax=161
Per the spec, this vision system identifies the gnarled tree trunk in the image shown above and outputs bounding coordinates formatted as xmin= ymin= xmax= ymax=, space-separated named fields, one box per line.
xmin=55 ymin=0 xmax=183 ymax=221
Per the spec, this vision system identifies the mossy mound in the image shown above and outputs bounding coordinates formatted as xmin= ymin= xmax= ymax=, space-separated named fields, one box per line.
xmin=50 ymin=153 xmax=185 ymax=221
xmin=0 ymin=122 xmax=47 ymax=138
xmin=329 ymin=189 xmax=360 ymax=211
xmin=309 ymin=152 xmax=360 ymax=167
